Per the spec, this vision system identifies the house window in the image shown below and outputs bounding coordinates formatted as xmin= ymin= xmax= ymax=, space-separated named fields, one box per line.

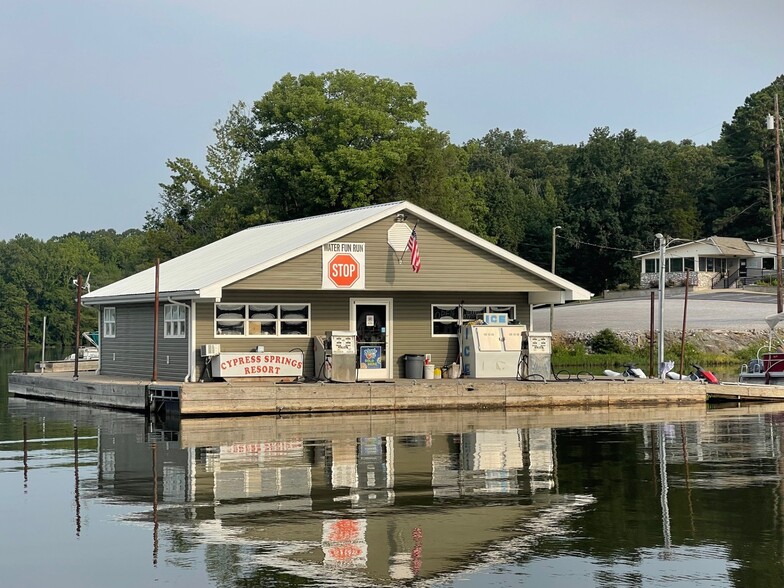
xmin=763 ymin=257 xmax=775 ymax=270
xmin=431 ymin=304 xmax=517 ymax=337
xmin=164 ymin=304 xmax=187 ymax=338
xmin=699 ymin=257 xmax=728 ymax=273
xmin=215 ymin=303 xmax=310 ymax=337
xmin=645 ymin=259 xmax=657 ymax=273
xmin=670 ymin=258 xmax=684 ymax=272
xmin=103 ymin=307 xmax=116 ymax=338
xmin=684 ymin=257 xmax=695 ymax=271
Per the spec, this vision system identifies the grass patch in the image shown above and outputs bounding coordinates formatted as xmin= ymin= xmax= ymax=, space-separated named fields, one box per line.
xmin=553 ymin=336 xmax=769 ymax=372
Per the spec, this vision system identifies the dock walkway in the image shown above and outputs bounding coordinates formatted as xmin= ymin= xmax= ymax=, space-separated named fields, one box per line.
xmin=10 ymin=371 xmax=772 ymax=416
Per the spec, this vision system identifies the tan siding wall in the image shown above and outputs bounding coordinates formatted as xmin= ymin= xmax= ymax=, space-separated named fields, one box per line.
xmin=100 ymin=303 xmax=188 ymax=380
xmin=229 ymin=215 xmax=553 ymax=292
xmin=195 ymin=291 xmax=529 ymax=379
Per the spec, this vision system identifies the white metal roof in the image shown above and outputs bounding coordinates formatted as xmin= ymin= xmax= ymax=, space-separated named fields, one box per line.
xmin=635 ymin=236 xmax=769 ymax=260
xmin=83 ymin=201 xmax=591 ymax=304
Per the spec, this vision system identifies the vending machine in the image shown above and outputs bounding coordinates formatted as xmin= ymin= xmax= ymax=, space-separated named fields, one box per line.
xmin=461 ymin=314 xmax=527 ymax=378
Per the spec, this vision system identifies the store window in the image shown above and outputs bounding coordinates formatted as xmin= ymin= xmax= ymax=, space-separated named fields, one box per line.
xmin=431 ymin=304 xmax=516 ymax=337
xmin=215 ymin=303 xmax=310 ymax=337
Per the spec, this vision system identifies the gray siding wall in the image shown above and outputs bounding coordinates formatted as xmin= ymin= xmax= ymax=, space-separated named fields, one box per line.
xmin=196 ymin=291 xmax=529 ymax=379
xmin=229 ymin=215 xmax=553 ymax=292
xmin=100 ymin=303 xmax=189 ymax=381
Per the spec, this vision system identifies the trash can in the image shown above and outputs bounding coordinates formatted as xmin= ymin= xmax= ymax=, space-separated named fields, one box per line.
xmin=404 ymin=354 xmax=425 ymax=379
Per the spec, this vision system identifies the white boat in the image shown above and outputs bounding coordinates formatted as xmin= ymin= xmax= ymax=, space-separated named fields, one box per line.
xmin=63 ymin=331 xmax=100 ymax=361
xmin=739 ymin=312 xmax=784 ymax=385
xmin=63 ymin=346 xmax=100 ymax=361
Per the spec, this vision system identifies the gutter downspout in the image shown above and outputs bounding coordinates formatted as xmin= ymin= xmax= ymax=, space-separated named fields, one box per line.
xmin=167 ymin=297 xmax=194 ymax=383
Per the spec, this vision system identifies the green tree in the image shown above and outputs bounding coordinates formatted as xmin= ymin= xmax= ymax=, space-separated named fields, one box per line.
xmin=236 ymin=69 xmax=430 ymax=220
xmin=710 ymin=76 xmax=784 ymax=238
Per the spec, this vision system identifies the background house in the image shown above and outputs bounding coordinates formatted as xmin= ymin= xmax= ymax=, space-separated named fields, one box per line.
xmin=635 ymin=236 xmax=777 ymax=290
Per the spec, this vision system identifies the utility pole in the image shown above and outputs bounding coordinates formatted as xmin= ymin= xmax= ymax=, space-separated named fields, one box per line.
xmin=550 ymin=225 xmax=561 ymax=333
xmin=776 ymin=94 xmax=783 ymax=314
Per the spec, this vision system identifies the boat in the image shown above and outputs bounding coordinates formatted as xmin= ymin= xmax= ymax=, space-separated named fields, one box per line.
xmin=739 ymin=312 xmax=784 ymax=385
xmin=63 ymin=346 xmax=100 ymax=361
xmin=63 ymin=331 xmax=100 ymax=361
xmin=36 ymin=331 xmax=100 ymax=373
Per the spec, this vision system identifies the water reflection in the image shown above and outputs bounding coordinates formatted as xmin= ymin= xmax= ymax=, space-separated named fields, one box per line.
xmin=4 ymin=399 xmax=784 ymax=586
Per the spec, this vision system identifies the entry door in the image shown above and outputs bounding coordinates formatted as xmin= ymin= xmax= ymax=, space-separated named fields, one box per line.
xmin=350 ymin=298 xmax=392 ymax=381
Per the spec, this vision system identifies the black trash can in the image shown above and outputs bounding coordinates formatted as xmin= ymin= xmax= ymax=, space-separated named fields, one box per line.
xmin=404 ymin=354 xmax=425 ymax=379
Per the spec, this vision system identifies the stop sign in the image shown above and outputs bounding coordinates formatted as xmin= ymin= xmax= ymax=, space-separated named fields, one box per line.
xmin=328 ymin=253 xmax=361 ymax=287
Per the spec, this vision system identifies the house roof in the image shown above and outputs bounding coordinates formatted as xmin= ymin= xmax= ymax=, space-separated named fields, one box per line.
xmin=83 ymin=201 xmax=592 ymax=304
xmin=634 ymin=235 xmax=765 ymax=259
xmin=708 ymin=236 xmax=753 ymax=256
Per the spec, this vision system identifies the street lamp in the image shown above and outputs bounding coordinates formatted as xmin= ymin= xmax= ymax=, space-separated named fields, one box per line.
xmin=656 ymin=233 xmax=666 ymax=379
xmin=550 ymin=225 xmax=562 ymax=333
xmin=767 ymin=96 xmax=783 ymax=313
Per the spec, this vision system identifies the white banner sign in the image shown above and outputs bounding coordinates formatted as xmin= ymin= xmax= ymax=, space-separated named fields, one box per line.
xmin=322 ymin=242 xmax=365 ymax=290
xmin=212 ymin=351 xmax=304 ymax=377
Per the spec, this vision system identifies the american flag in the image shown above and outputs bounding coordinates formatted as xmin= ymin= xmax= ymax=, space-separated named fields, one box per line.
xmin=407 ymin=226 xmax=421 ymax=273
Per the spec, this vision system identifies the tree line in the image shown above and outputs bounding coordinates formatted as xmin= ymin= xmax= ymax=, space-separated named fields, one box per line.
xmin=2 ymin=70 xmax=781 ymax=348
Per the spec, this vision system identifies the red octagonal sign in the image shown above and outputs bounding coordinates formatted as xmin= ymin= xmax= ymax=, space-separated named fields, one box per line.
xmin=328 ymin=253 xmax=360 ymax=287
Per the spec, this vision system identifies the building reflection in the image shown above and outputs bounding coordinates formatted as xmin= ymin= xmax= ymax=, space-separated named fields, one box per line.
xmin=20 ymin=401 xmax=784 ymax=584
xmin=161 ymin=421 xmax=568 ymax=582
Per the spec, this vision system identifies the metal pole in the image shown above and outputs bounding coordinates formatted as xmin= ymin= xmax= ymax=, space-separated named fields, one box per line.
xmin=74 ymin=274 xmax=82 ymax=380
xmin=23 ymin=303 xmax=29 ymax=374
xmin=41 ymin=316 xmax=46 ymax=372
xmin=656 ymin=234 xmax=666 ymax=378
xmin=679 ymin=269 xmax=690 ymax=378
xmin=775 ymin=94 xmax=783 ymax=313
xmin=152 ymin=259 xmax=160 ymax=382
xmin=649 ymin=292 xmax=655 ymax=378
xmin=549 ymin=225 xmax=561 ymax=333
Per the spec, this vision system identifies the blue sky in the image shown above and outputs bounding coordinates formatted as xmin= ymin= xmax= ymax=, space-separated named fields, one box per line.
xmin=2 ymin=0 xmax=783 ymax=240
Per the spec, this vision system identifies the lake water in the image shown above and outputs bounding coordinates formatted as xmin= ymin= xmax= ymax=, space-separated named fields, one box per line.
xmin=2 ymin=349 xmax=783 ymax=587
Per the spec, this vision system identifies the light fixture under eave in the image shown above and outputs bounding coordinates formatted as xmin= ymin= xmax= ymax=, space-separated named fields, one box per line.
xmin=395 ymin=213 xmax=407 ymax=223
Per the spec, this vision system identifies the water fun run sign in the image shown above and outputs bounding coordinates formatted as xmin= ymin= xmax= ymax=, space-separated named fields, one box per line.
xmin=212 ymin=351 xmax=304 ymax=377
xmin=322 ymin=242 xmax=365 ymax=289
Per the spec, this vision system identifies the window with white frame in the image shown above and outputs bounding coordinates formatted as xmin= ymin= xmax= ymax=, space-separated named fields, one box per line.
xmin=103 ymin=307 xmax=116 ymax=338
xmin=164 ymin=304 xmax=187 ymax=338
xmin=215 ymin=303 xmax=310 ymax=337
xmin=431 ymin=304 xmax=516 ymax=336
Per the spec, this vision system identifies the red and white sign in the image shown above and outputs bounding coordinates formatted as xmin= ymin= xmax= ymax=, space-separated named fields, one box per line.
xmin=322 ymin=242 xmax=365 ymax=290
xmin=212 ymin=351 xmax=304 ymax=377
xmin=322 ymin=519 xmax=368 ymax=568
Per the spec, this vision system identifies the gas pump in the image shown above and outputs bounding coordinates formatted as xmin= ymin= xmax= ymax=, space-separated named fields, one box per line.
xmin=519 ymin=331 xmax=552 ymax=381
xmin=314 ymin=331 xmax=357 ymax=382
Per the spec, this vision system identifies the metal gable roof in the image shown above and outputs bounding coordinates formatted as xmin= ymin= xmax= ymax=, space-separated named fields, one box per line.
xmin=634 ymin=235 xmax=758 ymax=259
xmin=709 ymin=236 xmax=753 ymax=256
xmin=83 ymin=200 xmax=592 ymax=304
xmin=83 ymin=202 xmax=404 ymax=303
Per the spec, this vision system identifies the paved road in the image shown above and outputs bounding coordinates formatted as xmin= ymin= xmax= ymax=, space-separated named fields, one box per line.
xmin=532 ymin=290 xmax=778 ymax=332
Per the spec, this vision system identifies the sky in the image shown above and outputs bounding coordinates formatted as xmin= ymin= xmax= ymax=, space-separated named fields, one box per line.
xmin=2 ymin=0 xmax=784 ymax=241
